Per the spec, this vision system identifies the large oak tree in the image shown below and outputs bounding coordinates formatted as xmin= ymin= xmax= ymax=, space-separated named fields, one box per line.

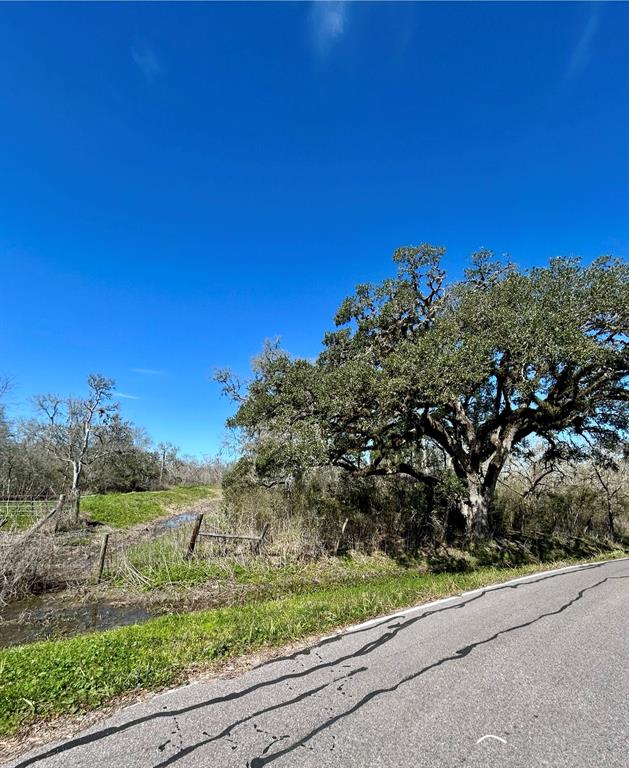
xmin=221 ymin=246 xmax=628 ymax=536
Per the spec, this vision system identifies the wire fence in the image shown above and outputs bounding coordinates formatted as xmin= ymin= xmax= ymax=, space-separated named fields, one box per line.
xmin=0 ymin=495 xmax=273 ymax=599
xmin=0 ymin=500 xmax=59 ymax=530
xmin=0 ymin=497 xmax=100 ymax=529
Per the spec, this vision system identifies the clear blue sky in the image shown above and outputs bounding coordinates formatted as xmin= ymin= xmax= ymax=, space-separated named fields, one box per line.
xmin=1 ymin=2 xmax=628 ymax=457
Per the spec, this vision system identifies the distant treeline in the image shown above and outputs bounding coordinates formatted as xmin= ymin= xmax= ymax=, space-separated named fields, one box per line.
xmin=0 ymin=375 xmax=226 ymax=500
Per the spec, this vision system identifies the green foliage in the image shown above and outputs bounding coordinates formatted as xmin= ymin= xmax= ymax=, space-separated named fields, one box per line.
xmin=82 ymin=486 xmax=219 ymax=528
xmin=223 ymin=464 xmax=444 ymax=554
xmin=2 ymin=556 xmax=623 ymax=737
xmin=221 ymin=245 xmax=628 ymax=535
xmin=89 ymin=444 xmax=161 ymax=494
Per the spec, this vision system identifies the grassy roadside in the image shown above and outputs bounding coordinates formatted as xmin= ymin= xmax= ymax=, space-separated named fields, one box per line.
xmin=106 ymin=544 xmax=410 ymax=591
xmin=104 ymin=528 xmax=624 ymax=592
xmin=81 ymin=486 xmax=219 ymax=528
xmin=1 ymin=551 xmax=625 ymax=738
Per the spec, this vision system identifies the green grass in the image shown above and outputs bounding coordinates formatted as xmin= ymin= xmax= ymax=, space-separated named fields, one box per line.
xmin=1 ymin=552 xmax=624 ymax=738
xmin=105 ymin=528 xmax=624 ymax=593
xmin=0 ymin=500 xmax=57 ymax=531
xmin=81 ymin=486 xmax=219 ymax=528
xmin=108 ymin=539 xmax=406 ymax=591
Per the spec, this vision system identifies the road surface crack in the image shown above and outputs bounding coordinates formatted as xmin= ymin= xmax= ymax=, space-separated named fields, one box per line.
xmin=245 ymin=574 xmax=627 ymax=767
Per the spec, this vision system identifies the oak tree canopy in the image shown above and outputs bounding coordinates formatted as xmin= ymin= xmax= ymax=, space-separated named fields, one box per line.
xmin=220 ymin=245 xmax=628 ymax=536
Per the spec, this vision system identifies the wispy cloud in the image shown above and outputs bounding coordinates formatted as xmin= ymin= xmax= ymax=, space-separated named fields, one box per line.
xmin=132 ymin=368 xmax=166 ymax=376
xmin=565 ymin=6 xmax=601 ymax=81
xmin=310 ymin=1 xmax=348 ymax=56
xmin=114 ymin=392 xmax=140 ymax=400
xmin=131 ymin=44 xmax=162 ymax=81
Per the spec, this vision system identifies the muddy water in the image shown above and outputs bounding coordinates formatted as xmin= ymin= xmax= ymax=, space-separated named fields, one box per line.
xmin=0 ymin=595 xmax=160 ymax=648
xmin=0 ymin=509 xmax=216 ymax=648
xmin=153 ymin=511 xmax=198 ymax=531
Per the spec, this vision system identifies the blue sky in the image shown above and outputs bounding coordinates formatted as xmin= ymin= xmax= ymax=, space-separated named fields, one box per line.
xmin=1 ymin=2 xmax=628 ymax=457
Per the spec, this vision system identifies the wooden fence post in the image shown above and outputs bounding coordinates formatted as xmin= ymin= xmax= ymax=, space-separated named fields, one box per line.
xmin=186 ymin=513 xmax=204 ymax=559
xmin=52 ymin=494 xmax=66 ymax=533
xmin=255 ymin=523 xmax=270 ymax=555
xmin=334 ymin=517 xmax=349 ymax=556
xmin=96 ymin=533 xmax=110 ymax=583
xmin=27 ymin=494 xmax=66 ymax=537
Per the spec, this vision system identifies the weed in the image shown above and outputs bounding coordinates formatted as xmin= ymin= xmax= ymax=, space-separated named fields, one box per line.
xmin=1 ymin=553 xmax=625 ymax=737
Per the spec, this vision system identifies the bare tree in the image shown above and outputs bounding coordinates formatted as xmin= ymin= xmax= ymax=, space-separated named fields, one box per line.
xmin=500 ymin=444 xmax=566 ymax=533
xmin=157 ymin=442 xmax=179 ymax=485
xmin=0 ymin=375 xmax=11 ymax=401
xmin=0 ymin=376 xmax=15 ymax=497
xmin=585 ymin=448 xmax=628 ymax=541
xmin=31 ymin=374 xmax=123 ymax=521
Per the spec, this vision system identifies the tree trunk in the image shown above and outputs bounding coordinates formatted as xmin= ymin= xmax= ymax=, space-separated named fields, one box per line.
xmin=607 ymin=500 xmax=615 ymax=542
xmin=71 ymin=488 xmax=81 ymax=522
xmin=459 ymin=470 xmax=499 ymax=538
xmin=71 ymin=464 xmax=82 ymax=522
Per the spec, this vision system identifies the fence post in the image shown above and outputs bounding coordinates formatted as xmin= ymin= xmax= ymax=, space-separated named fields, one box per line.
xmin=255 ymin=523 xmax=270 ymax=555
xmin=186 ymin=513 xmax=204 ymax=559
xmin=96 ymin=533 xmax=110 ymax=583
xmin=334 ymin=517 xmax=349 ymax=556
xmin=26 ymin=494 xmax=66 ymax=537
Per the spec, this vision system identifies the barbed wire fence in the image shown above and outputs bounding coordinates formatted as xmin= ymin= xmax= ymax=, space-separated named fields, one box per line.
xmin=0 ymin=495 xmax=281 ymax=599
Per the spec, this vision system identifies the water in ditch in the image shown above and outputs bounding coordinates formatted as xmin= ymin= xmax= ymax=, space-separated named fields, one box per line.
xmin=0 ymin=594 xmax=160 ymax=648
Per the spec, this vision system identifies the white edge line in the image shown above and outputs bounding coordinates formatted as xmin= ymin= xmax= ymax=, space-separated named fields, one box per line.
xmin=321 ymin=557 xmax=629 ymax=642
xmin=125 ymin=557 xmax=629 ymax=702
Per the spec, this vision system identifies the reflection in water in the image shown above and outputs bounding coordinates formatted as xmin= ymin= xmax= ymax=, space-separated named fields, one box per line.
xmin=154 ymin=512 xmax=197 ymax=530
xmin=0 ymin=512 xmax=207 ymax=648
xmin=0 ymin=595 xmax=158 ymax=648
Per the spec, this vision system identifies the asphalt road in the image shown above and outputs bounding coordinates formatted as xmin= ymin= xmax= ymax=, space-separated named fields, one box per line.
xmin=6 ymin=559 xmax=629 ymax=768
